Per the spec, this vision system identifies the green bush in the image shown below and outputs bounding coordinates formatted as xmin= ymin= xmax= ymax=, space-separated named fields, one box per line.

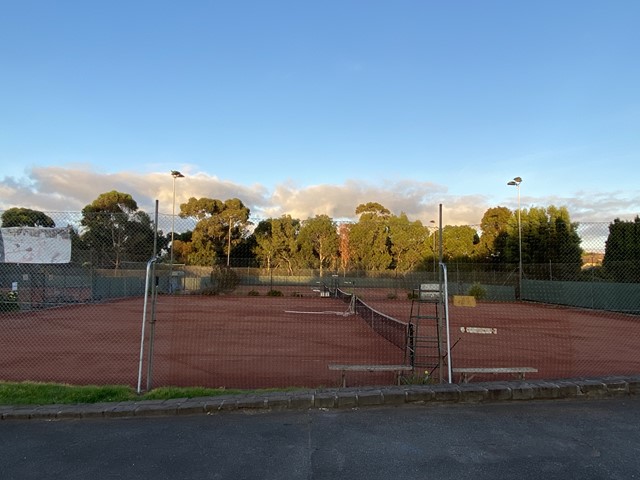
xmin=266 ymin=289 xmax=283 ymax=297
xmin=468 ymin=282 xmax=487 ymax=300
xmin=209 ymin=267 xmax=240 ymax=294
xmin=400 ymin=371 xmax=432 ymax=385
xmin=247 ymin=290 xmax=260 ymax=296
xmin=199 ymin=286 xmax=219 ymax=296
xmin=0 ymin=291 xmax=20 ymax=312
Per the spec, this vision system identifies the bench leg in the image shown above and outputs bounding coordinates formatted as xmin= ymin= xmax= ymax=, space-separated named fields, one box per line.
xmin=341 ymin=371 xmax=346 ymax=388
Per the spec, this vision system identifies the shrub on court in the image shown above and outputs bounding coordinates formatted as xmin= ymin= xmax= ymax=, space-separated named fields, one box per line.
xmin=209 ymin=267 xmax=240 ymax=294
xmin=266 ymin=289 xmax=283 ymax=297
xmin=468 ymin=282 xmax=487 ymax=300
xmin=401 ymin=371 xmax=432 ymax=385
xmin=247 ymin=290 xmax=260 ymax=296
xmin=0 ymin=291 xmax=20 ymax=312
xmin=387 ymin=292 xmax=397 ymax=299
xmin=199 ymin=286 xmax=219 ymax=296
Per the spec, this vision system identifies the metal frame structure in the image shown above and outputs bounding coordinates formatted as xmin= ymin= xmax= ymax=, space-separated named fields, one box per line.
xmin=405 ymin=202 xmax=453 ymax=384
xmin=405 ymin=261 xmax=452 ymax=384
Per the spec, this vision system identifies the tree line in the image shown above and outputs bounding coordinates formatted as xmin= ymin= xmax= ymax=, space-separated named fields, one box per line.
xmin=1 ymin=192 xmax=638 ymax=282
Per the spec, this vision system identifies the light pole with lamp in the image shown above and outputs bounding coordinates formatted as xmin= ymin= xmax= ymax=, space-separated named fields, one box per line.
xmin=507 ymin=176 xmax=522 ymax=299
xmin=429 ymin=219 xmax=437 ymax=276
xmin=170 ymin=170 xmax=185 ymax=293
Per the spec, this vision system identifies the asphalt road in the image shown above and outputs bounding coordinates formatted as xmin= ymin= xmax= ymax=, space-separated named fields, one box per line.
xmin=1 ymin=397 xmax=639 ymax=479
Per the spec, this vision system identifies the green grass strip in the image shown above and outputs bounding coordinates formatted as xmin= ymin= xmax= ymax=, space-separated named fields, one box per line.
xmin=0 ymin=382 xmax=135 ymax=405
xmin=0 ymin=381 xmax=299 ymax=406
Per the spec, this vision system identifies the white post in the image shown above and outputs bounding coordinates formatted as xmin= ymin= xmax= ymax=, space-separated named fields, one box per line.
xmin=137 ymin=256 xmax=158 ymax=394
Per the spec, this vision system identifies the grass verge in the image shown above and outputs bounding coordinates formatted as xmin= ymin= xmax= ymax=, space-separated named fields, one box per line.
xmin=0 ymin=381 xmax=272 ymax=406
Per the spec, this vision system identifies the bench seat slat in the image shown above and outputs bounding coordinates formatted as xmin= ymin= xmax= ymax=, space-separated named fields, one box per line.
xmin=329 ymin=364 xmax=413 ymax=372
xmin=328 ymin=364 xmax=414 ymax=387
xmin=452 ymin=367 xmax=537 ymax=374
xmin=452 ymin=367 xmax=538 ymax=383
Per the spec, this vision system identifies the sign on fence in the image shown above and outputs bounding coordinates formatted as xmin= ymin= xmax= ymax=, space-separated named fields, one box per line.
xmin=0 ymin=227 xmax=72 ymax=264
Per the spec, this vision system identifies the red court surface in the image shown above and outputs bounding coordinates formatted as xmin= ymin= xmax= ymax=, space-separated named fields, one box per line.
xmin=364 ymin=293 xmax=640 ymax=382
xmin=1 ymin=295 xmax=403 ymax=389
xmin=1 ymin=290 xmax=638 ymax=389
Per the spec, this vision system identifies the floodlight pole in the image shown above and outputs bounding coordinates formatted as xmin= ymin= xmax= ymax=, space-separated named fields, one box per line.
xmin=227 ymin=216 xmax=232 ymax=267
xmin=169 ymin=170 xmax=184 ymax=293
xmin=507 ymin=177 xmax=523 ymax=299
xmin=430 ymin=219 xmax=437 ymax=277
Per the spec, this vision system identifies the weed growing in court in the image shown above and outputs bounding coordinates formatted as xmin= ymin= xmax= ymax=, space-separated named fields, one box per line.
xmin=400 ymin=371 xmax=432 ymax=385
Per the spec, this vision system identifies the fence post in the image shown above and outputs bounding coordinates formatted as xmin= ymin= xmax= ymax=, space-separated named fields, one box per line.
xmin=137 ymin=255 xmax=159 ymax=394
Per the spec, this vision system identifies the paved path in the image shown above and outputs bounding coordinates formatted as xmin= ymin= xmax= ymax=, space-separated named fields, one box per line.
xmin=1 ymin=396 xmax=640 ymax=479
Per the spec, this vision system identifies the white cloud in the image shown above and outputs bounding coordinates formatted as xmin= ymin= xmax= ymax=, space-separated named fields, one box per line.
xmin=0 ymin=166 xmax=638 ymax=232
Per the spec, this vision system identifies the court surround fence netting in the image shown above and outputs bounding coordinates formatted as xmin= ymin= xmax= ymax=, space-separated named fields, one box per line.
xmin=0 ymin=210 xmax=639 ymax=389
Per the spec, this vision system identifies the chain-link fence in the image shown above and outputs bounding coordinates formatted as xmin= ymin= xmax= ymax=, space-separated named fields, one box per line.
xmin=1 ymin=210 xmax=638 ymax=390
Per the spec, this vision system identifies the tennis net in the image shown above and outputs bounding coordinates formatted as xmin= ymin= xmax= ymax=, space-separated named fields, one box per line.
xmin=335 ymin=288 xmax=408 ymax=350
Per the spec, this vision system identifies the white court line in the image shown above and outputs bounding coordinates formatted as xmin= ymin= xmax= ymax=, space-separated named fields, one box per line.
xmin=285 ymin=310 xmax=354 ymax=317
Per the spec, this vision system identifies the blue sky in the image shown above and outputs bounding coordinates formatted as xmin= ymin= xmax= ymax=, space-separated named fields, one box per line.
xmin=1 ymin=0 xmax=639 ymax=232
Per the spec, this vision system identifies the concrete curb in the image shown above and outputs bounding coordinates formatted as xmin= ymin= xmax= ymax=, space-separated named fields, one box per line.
xmin=2 ymin=375 xmax=639 ymax=421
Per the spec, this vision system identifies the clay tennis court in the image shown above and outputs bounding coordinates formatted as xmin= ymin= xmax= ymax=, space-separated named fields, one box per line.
xmin=1 ymin=289 xmax=639 ymax=389
xmin=0 ymin=293 xmax=403 ymax=389
xmin=364 ymin=293 xmax=640 ymax=382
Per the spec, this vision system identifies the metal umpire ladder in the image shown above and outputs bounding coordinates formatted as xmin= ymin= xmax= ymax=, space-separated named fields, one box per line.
xmin=405 ymin=263 xmax=451 ymax=383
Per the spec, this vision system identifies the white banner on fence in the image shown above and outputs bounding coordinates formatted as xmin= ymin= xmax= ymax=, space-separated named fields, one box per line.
xmin=0 ymin=227 xmax=72 ymax=264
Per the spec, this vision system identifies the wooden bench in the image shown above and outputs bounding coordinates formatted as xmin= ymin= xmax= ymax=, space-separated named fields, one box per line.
xmin=452 ymin=367 xmax=538 ymax=383
xmin=328 ymin=364 xmax=414 ymax=387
